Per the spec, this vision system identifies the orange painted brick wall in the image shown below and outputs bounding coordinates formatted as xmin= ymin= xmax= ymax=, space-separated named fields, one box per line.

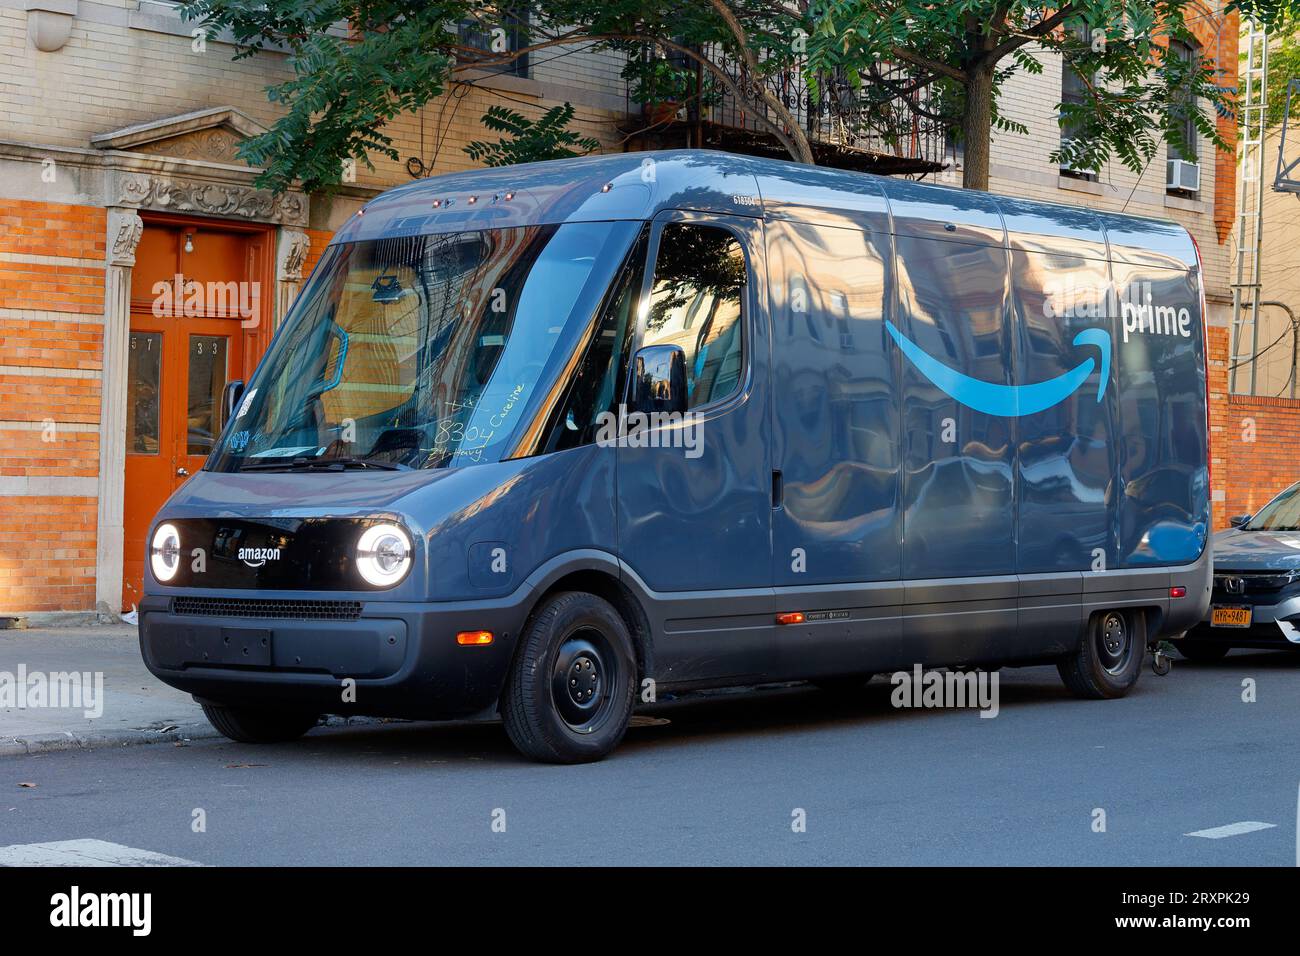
xmin=1208 ymin=325 xmax=1300 ymax=527
xmin=302 ymin=228 xmax=333 ymax=278
xmin=0 ymin=372 xmax=100 ymax=424
xmin=0 ymin=261 xmax=104 ymax=315
xmin=1222 ymin=394 xmax=1300 ymax=520
xmin=0 ymin=316 xmax=102 ymax=371
xmin=0 ymin=428 xmax=98 ymax=479
xmin=0 ymin=201 xmax=107 ymax=259
xmin=0 ymin=497 xmax=97 ymax=614
xmin=0 ymin=200 xmax=105 ymax=614
xmin=0 ymin=202 xmax=107 ymax=315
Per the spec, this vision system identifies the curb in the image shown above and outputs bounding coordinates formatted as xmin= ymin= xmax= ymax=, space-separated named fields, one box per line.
xmin=0 ymin=721 xmax=221 ymax=757
xmin=0 ymin=714 xmax=391 ymax=757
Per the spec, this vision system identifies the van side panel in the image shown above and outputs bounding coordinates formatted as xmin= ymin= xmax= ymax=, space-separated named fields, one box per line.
xmin=1007 ymin=237 xmax=1119 ymax=574
xmin=895 ymin=232 xmax=1016 ymax=580
xmin=1110 ymin=259 xmax=1210 ymax=567
xmin=767 ymin=219 xmax=901 ymax=586
xmin=764 ymin=218 xmax=904 ymax=679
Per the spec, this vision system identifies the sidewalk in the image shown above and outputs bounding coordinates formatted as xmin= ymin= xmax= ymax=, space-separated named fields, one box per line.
xmin=0 ymin=624 xmax=216 ymax=756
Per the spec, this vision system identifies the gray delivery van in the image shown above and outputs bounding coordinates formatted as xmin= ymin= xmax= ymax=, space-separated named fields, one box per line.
xmin=138 ymin=151 xmax=1212 ymax=762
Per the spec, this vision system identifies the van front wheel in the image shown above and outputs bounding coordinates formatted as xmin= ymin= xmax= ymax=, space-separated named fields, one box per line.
xmin=1057 ymin=610 xmax=1145 ymax=699
xmin=502 ymin=591 xmax=637 ymax=764
xmin=199 ymin=701 xmax=319 ymax=743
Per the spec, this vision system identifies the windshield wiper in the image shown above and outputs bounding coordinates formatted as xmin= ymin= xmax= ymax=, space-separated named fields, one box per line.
xmin=239 ymin=456 xmax=407 ymax=472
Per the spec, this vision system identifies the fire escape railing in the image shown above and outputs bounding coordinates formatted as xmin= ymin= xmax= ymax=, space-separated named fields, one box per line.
xmin=626 ymin=43 xmax=955 ymax=176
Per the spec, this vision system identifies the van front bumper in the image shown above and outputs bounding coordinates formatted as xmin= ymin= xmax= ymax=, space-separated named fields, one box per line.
xmin=138 ymin=592 xmax=528 ymax=719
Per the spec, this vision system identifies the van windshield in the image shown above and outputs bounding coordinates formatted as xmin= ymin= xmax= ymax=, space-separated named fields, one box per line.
xmin=208 ymin=220 xmax=637 ymax=472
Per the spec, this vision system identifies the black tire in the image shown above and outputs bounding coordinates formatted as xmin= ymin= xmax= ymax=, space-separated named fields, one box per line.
xmin=1175 ymin=640 xmax=1231 ymax=662
xmin=199 ymin=701 xmax=319 ymax=743
xmin=1057 ymin=609 xmax=1146 ymax=699
xmin=811 ymin=674 xmax=874 ymax=693
xmin=501 ymin=591 xmax=637 ymax=764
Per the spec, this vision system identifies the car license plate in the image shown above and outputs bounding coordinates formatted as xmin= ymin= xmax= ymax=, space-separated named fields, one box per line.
xmin=1211 ymin=606 xmax=1252 ymax=628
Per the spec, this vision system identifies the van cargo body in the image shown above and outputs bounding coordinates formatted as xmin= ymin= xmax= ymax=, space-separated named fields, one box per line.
xmin=139 ymin=151 xmax=1212 ymax=762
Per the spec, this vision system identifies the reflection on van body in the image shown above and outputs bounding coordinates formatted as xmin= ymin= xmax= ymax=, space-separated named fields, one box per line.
xmin=138 ymin=151 xmax=1211 ymax=763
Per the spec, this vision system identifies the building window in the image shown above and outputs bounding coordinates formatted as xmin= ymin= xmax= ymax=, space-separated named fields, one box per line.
xmin=1166 ymin=39 xmax=1200 ymax=195
xmin=458 ymin=9 xmax=530 ymax=79
xmin=1059 ymin=20 xmax=1096 ymax=181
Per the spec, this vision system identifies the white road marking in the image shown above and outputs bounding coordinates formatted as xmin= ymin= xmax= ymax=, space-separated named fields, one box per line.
xmin=1185 ymin=821 xmax=1277 ymax=840
xmin=0 ymin=839 xmax=202 ymax=867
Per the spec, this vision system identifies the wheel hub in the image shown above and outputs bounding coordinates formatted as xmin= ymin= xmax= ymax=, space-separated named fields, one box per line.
xmin=567 ymin=655 xmax=601 ymax=706
xmin=550 ymin=630 xmax=615 ymax=732
xmin=1098 ymin=613 xmax=1131 ymax=673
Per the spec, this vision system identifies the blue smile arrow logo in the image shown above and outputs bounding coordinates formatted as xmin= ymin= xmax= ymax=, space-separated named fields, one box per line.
xmin=885 ymin=320 xmax=1111 ymax=417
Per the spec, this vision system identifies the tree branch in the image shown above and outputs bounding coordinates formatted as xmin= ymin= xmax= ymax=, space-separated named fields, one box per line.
xmin=988 ymin=6 xmax=1078 ymax=62
xmin=706 ymin=0 xmax=815 ymax=162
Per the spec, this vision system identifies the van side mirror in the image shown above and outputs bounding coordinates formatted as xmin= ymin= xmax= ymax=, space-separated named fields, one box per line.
xmin=221 ymin=379 xmax=246 ymax=431
xmin=1229 ymin=513 xmax=1252 ymax=529
xmin=630 ymin=344 xmax=688 ymax=416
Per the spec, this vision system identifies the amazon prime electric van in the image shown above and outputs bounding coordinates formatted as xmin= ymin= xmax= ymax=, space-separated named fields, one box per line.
xmin=138 ymin=150 xmax=1212 ymax=762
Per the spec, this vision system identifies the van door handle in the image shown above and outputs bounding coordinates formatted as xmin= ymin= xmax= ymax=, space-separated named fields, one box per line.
xmin=772 ymin=470 xmax=783 ymax=509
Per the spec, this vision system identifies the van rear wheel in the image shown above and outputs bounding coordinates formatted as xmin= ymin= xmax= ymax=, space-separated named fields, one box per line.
xmin=1057 ymin=610 xmax=1145 ymax=699
xmin=199 ymin=701 xmax=319 ymax=743
xmin=501 ymin=591 xmax=637 ymax=764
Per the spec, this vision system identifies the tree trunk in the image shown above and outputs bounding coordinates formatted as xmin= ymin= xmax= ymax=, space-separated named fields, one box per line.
xmin=784 ymin=122 xmax=815 ymax=165
xmin=961 ymin=63 xmax=995 ymax=191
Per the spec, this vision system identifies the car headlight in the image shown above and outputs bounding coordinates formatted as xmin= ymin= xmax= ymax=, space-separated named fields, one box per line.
xmin=150 ymin=523 xmax=181 ymax=582
xmin=355 ymin=523 xmax=412 ymax=587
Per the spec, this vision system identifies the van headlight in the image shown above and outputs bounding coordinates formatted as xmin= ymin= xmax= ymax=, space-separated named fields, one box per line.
xmin=150 ymin=523 xmax=181 ymax=582
xmin=355 ymin=523 xmax=412 ymax=587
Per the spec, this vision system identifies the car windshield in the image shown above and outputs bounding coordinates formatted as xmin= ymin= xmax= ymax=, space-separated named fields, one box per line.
xmin=208 ymin=220 xmax=637 ymax=472
xmin=1244 ymin=482 xmax=1300 ymax=531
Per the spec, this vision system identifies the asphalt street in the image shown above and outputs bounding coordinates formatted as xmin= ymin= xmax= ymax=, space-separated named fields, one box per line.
xmin=2 ymin=649 xmax=1297 ymax=866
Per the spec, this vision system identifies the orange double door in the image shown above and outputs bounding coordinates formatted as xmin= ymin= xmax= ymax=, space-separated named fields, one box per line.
xmin=121 ymin=216 xmax=274 ymax=611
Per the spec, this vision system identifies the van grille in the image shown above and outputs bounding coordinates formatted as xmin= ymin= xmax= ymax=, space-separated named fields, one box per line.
xmin=170 ymin=597 xmax=364 ymax=621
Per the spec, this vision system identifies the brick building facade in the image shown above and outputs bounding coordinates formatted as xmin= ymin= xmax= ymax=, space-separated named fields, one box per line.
xmin=0 ymin=0 xmax=1292 ymax=622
